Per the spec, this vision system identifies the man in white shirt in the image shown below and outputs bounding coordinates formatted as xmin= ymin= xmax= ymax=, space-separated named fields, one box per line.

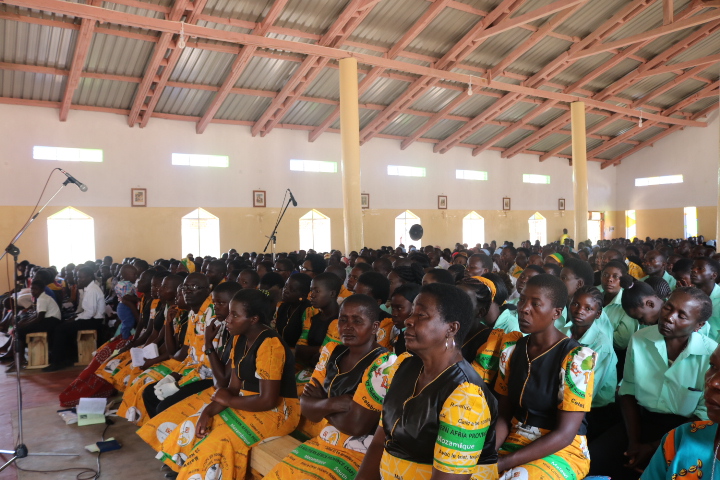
xmin=45 ymin=266 xmax=105 ymax=372
xmin=13 ymin=280 xmax=62 ymax=369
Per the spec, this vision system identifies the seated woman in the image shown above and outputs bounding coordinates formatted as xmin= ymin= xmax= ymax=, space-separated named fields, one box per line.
xmin=273 ymin=272 xmax=312 ymax=347
xmin=589 ymin=287 xmax=718 ymax=479
xmin=600 ymin=260 xmax=638 ymax=350
xmin=356 ymin=283 xmax=498 ymax=480
xmin=386 ymin=263 xmax=424 ymax=298
xmin=137 ymin=288 xmax=300 ymax=480
xmin=641 ymin=343 xmax=720 ymax=479
xmin=621 ymin=281 xmax=664 ymax=328
xmin=495 ymin=274 xmax=597 ymax=479
xmin=493 ymin=265 xmax=544 ymax=334
xmin=388 ymin=284 xmax=420 ymax=355
xmin=140 ymin=281 xmax=241 ymax=418
xmin=562 ymin=286 xmax=618 ymax=441
xmin=324 ymin=272 xmax=394 ymax=349
xmin=264 ymin=294 xmax=396 ymax=480
xmin=295 ymin=273 xmax=342 ymax=391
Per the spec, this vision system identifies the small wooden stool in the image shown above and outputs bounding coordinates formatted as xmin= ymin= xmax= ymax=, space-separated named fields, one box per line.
xmin=75 ymin=330 xmax=97 ymax=366
xmin=26 ymin=332 xmax=49 ymax=369
xmin=247 ymin=436 xmax=302 ymax=479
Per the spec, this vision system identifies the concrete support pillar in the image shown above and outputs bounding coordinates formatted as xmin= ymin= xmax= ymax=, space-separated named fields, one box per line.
xmin=571 ymin=101 xmax=589 ymax=244
xmin=339 ymin=57 xmax=363 ymax=253
xmin=716 ymin=113 xmax=720 ymax=242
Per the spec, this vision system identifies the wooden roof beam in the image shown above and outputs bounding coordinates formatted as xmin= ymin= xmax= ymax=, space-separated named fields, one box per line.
xmin=359 ymin=0 xmax=577 ymax=145
xmin=307 ymin=0 xmax=452 ymax=143
xmin=573 ymin=9 xmax=720 ymax=59
xmin=504 ymin=6 xmax=715 ymax=158
xmin=598 ymin=104 xmax=716 ymax=168
xmin=59 ymin=1 xmax=100 ymax=122
xmin=635 ymin=52 xmax=720 ymax=79
xmin=126 ymin=0 xmax=195 ymax=127
xmin=249 ymin=0 xmax=383 ymax=137
xmin=400 ymin=2 xmax=584 ymax=150
xmin=433 ymin=0 xmax=652 ymax=155
xmin=194 ymin=0 xmax=288 ymax=134
xmin=138 ymin=0 xmax=210 ymax=127
xmin=3 ymin=0 xmax=706 ymax=129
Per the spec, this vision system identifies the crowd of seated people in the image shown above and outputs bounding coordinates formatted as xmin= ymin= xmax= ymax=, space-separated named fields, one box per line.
xmin=1 ymin=234 xmax=720 ymax=479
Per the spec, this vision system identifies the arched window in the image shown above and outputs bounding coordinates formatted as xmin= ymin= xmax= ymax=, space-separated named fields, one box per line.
xmin=182 ymin=208 xmax=220 ymax=258
xmin=299 ymin=210 xmax=331 ymax=253
xmin=47 ymin=207 xmax=96 ymax=268
xmin=625 ymin=210 xmax=636 ymax=240
xmin=528 ymin=212 xmax=547 ymax=246
xmin=463 ymin=212 xmax=485 ymax=247
xmin=395 ymin=210 xmax=421 ymax=248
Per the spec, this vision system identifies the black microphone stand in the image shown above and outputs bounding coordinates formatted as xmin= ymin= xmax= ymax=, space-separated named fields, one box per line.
xmin=0 ymin=177 xmax=80 ymax=472
xmin=263 ymin=191 xmax=295 ymax=263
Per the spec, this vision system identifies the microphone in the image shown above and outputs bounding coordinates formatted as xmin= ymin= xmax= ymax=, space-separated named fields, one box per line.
xmin=288 ymin=189 xmax=297 ymax=207
xmin=59 ymin=169 xmax=88 ymax=192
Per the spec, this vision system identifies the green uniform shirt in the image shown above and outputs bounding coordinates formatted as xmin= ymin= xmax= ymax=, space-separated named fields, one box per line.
xmin=618 ymin=326 xmax=717 ymax=420
xmin=492 ymin=308 xmax=520 ymax=334
xmin=598 ymin=287 xmax=638 ymax=350
xmin=559 ymin=319 xmax=618 ymax=408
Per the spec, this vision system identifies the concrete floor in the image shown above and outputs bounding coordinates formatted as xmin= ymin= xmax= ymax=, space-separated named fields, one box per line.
xmin=0 ymin=363 xmax=162 ymax=480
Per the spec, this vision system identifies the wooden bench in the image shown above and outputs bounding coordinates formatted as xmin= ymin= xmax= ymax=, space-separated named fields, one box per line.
xmin=247 ymin=435 xmax=301 ymax=479
xmin=26 ymin=332 xmax=49 ymax=369
xmin=75 ymin=330 xmax=97 ymax=366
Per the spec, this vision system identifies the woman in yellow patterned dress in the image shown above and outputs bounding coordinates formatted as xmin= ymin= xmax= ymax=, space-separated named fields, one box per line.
xmin=356 ymin=283 xmax=498 ymax=480
xmin=494 ymin=274 xmax=596 ymax=480
xmin=141 ymin=288 xmax=300 ymax=480
xmin=265 ymin=294 xmax=396 ymax=480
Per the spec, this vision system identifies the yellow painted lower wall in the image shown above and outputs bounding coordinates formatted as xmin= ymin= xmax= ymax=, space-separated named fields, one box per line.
xmin=3 ymin=205 xmax=715 ymax=293
xmin=607 ymin=208 xmax=717 ymax=240
xmin=1 ymin=205 xmax=577 ymax=292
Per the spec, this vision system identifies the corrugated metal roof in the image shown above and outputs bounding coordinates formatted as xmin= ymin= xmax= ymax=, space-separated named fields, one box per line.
xmin=348 ymin=0 xmax=429 ymax=50
xmin=215 ymin=92 xmax=272 ymax=121
xmin=630 ymin=125 xmax=666 ymax=143
xmin=85 ymin=33 xmax=155 ymax=77
xmin=464 ymin=124 xmax=504 ymax=145
xmin=0 ymin=13 xmax=75 ymax=68
xmin=381 ymin=112 xmax=428 ymax=137
xmin=280 ymin=100 xmax=336 ymax=125
xmin=684 ymin=96 xmax=718 ymax=115
xmin=234 ymin=56 xmax=299 ymax=91
xmin=410 ymin=86 xmax=460 ymax=113
xmin=0 ymin=0 xmax=716 ymax=164
xmin=422 ymin=118 xmax=465 ymax=140
xmin=154 ymin=86 xmax=215 ymax=116
xmin=170 ymin=47 xmax=235 ymax=86
xmin=72 ymin=77 xmax=136 ymax=109
xmin=406 ymin=6 xmax=481 ymax=59
xmin=596 ymin=142 xmax=634 ymax=160
xmin=0 ymin=70 xmax=64 ymax=101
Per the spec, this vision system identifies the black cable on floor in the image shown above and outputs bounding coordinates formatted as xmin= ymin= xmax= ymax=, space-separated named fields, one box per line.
xmin=11 ymin=422 xmax=111 ymax=480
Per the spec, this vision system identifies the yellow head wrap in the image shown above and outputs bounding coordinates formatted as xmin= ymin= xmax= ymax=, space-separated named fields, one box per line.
xmin=472 ymin=276 xmax=496 ymax=302
xmin=181 ymin=258 xmax=196 ymax=273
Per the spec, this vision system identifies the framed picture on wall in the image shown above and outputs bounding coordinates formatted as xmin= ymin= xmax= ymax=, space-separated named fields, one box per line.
xmin=253 ymin=190 xmax=266 ymax=208
xmin=559 ymin=198 xmax=566 ymax=210
xmin=503 ymin=197 xmax=511 ymax=210
xmin=131 ymin=188 xmax=146 ymax=207
xmin=438 ymin=195 xmax=448 ymax=209
xmin=361 ymin=193 xmax=370 ymax=209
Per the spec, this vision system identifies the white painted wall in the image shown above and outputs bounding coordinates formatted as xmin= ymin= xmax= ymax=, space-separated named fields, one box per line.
xmin=0 ymin=103 xmax=616 ymax=212
xmin=614 ymin=112 xmax=720 ymax=210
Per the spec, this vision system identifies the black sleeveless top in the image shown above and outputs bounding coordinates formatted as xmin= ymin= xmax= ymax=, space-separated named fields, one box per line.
xmin=507 ymin=336 xmax=587 ymax=435
xmin=382 ymin=355 xmax=498 ymax=466
xmin=323 ymin=345 xmax=388 ymax=398
xmin=305 ymin=310 xmax=334 ymax=347
xmin=176 ymin=310 xmax=190 ymax=345
xmin=234 ymin=329 xmax=298 ymax=399
xmin=393 ymin=330 xmax=406 ymax=355
xmin=152 ymin=302 xmax=166 ymax=331
xmin=461 ymin=324 xmax=492 ymax=364
xmin=275 ymin=300 xmax=311 ymax=347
